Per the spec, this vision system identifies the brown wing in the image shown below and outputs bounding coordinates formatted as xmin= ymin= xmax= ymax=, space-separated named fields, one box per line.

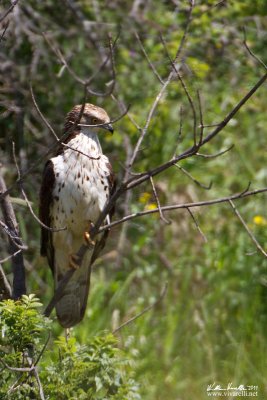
xmin=90 ymin=161 xmax=116 ymax=265
xmin=39 ymin=160 xmax=55 ymax=272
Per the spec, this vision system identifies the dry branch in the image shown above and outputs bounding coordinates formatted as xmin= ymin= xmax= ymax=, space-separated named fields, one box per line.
xmin=229 ymin=199 xmax=267 ymax=258
xmin=113 ymin=282 xmax=168 ymax=334
xmin=98 ymin=186 xmax=267 ymax=233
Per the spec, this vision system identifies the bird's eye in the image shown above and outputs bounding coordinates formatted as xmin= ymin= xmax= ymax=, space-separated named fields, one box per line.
xmin=92 ymin=118 xmax=98 ymax=124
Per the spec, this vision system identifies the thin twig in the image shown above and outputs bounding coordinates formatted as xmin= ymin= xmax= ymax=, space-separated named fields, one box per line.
xmin=0 ymin=220 xmax=27 ymax=250
xmin=174 ymin=0 xmax=194 ymax=61
xmin=0 ymin=359 xmax=34 ymax=373
xmin=0 ymin=249 xmax=22 ymax=264
xmin=33 ymin=368 xmax=45 ymax=400
xmin=135 ymin=31 xmax=164 ymax=84
xmin=0 ymin=0 xmax=20 ymax=23
xmin=0 ymin=263 xmax=12 ymax=298
xmin=202 ymin=72 xmax=267 ymax=146
xmin=174 ymin=163 xmax=212 ymax=190
xmin=125 ymin=71 xmax=267 ymax=192
xmin=98 ymin=186 xmax=267 ymax=233
xmin=0 ymin=21 xmax=9 ymax=43
xmin=150 ymin=176 xmax=170 ymax=223
xmin=127 ymin=71 xmax=175 ymax=169
xmin=160 ymin=33 xmax=198 ymax=146
xmin=196 ymin=144 xmax=234 ymax=158
xmin=187 ymin=207 xmax=207 ymax=243
xmin=30 ymin=84 xmax=58 ymax=140
xmin=0 ymin=171 xmax=26 ymax=299
xmin=127 ymin=1 xmax=194 ymax=170
xmin=228 ymin=199 xmax=267 ymax=258
xmin=243 ymin=27 xmax=267 ymax=70
xmin=113 ymin=282 xmax=168 ymax=334
xmin=173 ymin=105 xmax=184 ymax=157
xmin=197 ymin=90 xmax=204 ymax=145
xmin=42 ymin=30 xmax=119 ymax=97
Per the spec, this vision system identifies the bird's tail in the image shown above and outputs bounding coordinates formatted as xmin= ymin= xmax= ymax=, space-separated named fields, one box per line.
xmin=55 ymin=250 xmax=92 ymax=328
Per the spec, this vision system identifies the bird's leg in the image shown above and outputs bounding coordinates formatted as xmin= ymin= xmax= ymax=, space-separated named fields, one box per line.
xmin=105 ymin=214 xmax=111 ymax=226
xmin=68 ymin=253 xmax=80 ymax=269
xmin=84 ymin=221 xmax=95 ymax=248
xmin=65 ymin=328 xmax=71 ymax=341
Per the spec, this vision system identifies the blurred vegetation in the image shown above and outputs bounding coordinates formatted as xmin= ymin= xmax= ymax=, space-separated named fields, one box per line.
xmin=0 ymin=295 xmax=139 ymax=399
xmin=0 ymin=0 xmax=267 ymax=399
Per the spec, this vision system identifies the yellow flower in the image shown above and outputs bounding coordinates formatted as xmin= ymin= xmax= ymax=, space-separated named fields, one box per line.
xmin=139 ymin=192 xmax=151 ymax=204
xmin=253 ymin=215 xmax=267 ymax=226
xmin=144 ymin=203 xmax=157 ymax=211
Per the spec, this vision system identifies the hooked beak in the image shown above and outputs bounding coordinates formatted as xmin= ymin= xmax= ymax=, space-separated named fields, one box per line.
xmin=103 ymin=123 xmax=114 ymax=134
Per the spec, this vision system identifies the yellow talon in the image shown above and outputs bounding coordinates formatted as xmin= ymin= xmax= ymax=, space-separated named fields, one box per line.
xmin=84 ymin=231 xmax=95 ymax=248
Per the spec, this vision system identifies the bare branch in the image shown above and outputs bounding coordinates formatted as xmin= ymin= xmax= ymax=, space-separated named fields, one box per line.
xmin=30 ymin=84 xmax=58 ymax=141
xmin=228 ymin=199 xmax=267 ymax=258
xmin=0 ymin=220 xmax=27 ymax=250
xmin=0 ymin=21 xmax=9 ymax=43
xmin=0 ymin=358 xmax=34 ymax=373
xmin=196 ymin=144 xmax=234 ymax=158
xmin=127 ymin=1 xmax=195 ymax=171
xmin=173 ymin=105 xmax=184 ymax=157
xmin=0 ymin=0 xmax=20 ymax=23
xmin=124 ymin=71 xmax=267 ymax=192
xmin=160 ymin=33 xmax=198 ymax=146
xmin=98 ymin=186 xmax=267 ymax=233
xmin=135 ymin=31 xmax=164 ymax=84
xmin=127 ymin=70 xmax=175 ymax=170
xmin=150 ymin=176 xmax=170 ymax=224
xmin=243 ymin=27 xmax=267 ymax=70
xmin=187 ymin=207 xmax=207 ymax=243
xmin=0 ymin=170 xmax=26 ymax=299
xmin=197 ymin=90 xmax=204 ymax=145
xmin=174 ymin=0 xmax=194 ymax=61
xmin=33 ymin=368 xmax=45 ymax=400
xmin=0 ymin=263 xmax=12 ymax=299
xmin=0 ymin=249 xmax=22 ymax=264
xmin=113 ymin=282 xmax=168 ymax=334
xmin=174 ymin=163 xmax=212 ymax=190
xmin=202 ymin=72 xmax=267 ymax=146
xmin=42 ymin=30 xmax=119 ymax=97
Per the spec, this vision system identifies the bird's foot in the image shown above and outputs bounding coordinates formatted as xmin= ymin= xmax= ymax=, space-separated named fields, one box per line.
xmin=69 ymin=254 xmax=80 ymax=270
xmin=84 ymin=231 xmax=95 ymax=248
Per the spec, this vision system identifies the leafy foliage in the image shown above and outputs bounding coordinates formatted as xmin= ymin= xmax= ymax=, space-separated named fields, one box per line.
xmin=0 ymin=296 xmax=140 ymax=399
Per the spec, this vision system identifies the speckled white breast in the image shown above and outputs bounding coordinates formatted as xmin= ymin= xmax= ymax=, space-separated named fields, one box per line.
xmin=50 ymin=131 xmax=111 ymax=237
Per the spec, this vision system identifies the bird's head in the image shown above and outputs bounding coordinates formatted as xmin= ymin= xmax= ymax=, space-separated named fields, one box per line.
xmin=65 ymin=103 xmax=114 ymax=134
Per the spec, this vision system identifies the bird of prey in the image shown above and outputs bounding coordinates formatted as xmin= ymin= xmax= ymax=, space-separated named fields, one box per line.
xmin=39 ymin=104 xmax=115 ymax=328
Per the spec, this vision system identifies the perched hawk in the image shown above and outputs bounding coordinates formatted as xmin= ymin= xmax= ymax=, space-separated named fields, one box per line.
xmin=39 ymin=104 xmax=115 ymax=328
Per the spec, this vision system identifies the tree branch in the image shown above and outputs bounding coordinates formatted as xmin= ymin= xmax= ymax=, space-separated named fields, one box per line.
xmin=0 ymin=170 xmax=26 ymax=299
xmin=113 ymin=282 xmax=168 ymax=334
xmin=98 ymin=186 xmax=267 ymax=233
xmin=228 ymin=199 xmax=267 ymax=258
